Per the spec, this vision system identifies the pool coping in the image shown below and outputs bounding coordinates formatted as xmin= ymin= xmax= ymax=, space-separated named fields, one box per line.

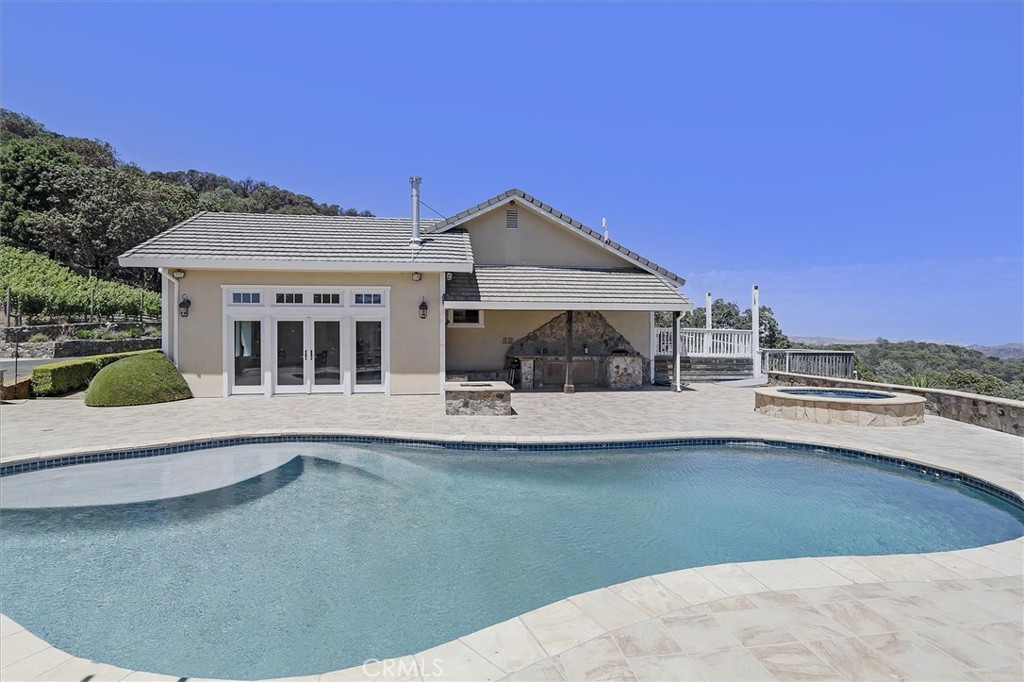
xmin=2 ymin=433 xmax=1022 ymax=681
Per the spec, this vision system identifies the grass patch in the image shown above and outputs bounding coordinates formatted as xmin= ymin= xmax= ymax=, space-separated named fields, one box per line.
xmin=85 ymin=352 xmax=192 ymax=407
xmin=31 ymin=350 xmax=157 ymax=396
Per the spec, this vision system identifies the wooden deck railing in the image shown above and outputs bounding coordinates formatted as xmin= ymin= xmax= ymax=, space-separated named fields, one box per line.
xmin=761 ymin=349 xmax=856 ymax=379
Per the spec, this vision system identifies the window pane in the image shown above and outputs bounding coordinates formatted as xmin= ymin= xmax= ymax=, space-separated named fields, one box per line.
xmin=314 ymin=321 xmax=341 ymax=386
xmin=276 ymin=320 xmax=304 ymax=385
xmin=232 ymin=293 xmax=242 ymax=304
xmin=355 ymin=321 xmax=382 ymax=385
xmin=233 ymin=321 xmax=262 ymax=387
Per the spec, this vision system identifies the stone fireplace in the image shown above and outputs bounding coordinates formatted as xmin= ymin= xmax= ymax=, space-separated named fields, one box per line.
xmin=506 ymin=311 xmax=645 ymax=390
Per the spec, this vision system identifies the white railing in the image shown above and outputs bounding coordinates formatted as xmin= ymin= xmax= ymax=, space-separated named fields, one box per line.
xmin=761 ymin=349 xmax=856 ymax=379
xmin=654 ymin=327 xmax=754 ymax=358
xmin=655 ymin=328 xmax=674 ymax=355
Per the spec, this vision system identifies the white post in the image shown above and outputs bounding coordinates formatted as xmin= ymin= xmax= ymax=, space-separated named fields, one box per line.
xmin=751 ymin=285 xmax=761 ymax=379
xmin=705 ymin=291 xmax=712 ymax=329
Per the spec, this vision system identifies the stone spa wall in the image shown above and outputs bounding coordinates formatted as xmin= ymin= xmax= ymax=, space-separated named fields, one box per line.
xmin=768 ymin=372 xmax=1024 ymax=436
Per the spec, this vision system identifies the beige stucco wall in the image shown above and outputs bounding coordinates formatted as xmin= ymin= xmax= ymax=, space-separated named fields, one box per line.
xmin=174 ymin=269 xmax=442 ymax=397
xmin=460 ymin=204 xmax=628 ymax=267
xmin=446 ymin=309 xmax=653 ymax=373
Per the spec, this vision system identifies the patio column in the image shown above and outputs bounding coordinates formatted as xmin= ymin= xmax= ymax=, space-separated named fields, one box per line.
xmin=752 ymin=285 xmax=761 ymax=379
xmin=672 ymin=310 xmax=681 ymax=392
xmin=563 ymin=310 xmax=575 ymax=393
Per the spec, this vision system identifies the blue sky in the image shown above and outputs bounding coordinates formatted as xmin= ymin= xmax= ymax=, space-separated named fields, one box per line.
xmin=2 ymin=2 xmax=1021 ymax=345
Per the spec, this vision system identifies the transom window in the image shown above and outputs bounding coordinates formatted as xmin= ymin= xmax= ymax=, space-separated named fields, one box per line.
xmin=354 ymin=293 xmax=383 ymax=305
xmin=275 ymin=292 xmax=304 ymax=304
xmin=231 ymin=292 xmax=261 ymax=304
xmin=449 ymin=309 xmax=484 ymax=327
xmin=312 ymin=293 xmax=341 ymax=305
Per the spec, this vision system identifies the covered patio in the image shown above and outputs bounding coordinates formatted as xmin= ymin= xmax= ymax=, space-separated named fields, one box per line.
xmin=442 ymin=265 xmax=692 ymax=392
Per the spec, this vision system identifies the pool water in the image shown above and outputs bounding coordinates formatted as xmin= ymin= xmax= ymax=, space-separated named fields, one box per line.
xmin=778 ymin=388 xmax=896 ymax=399
xmin=2 ymin=443 xmax=1021 ymax=679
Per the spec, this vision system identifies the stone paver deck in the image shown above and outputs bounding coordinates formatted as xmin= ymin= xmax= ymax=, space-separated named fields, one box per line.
xmin=1 ymin=385 xmax=1021 ymax=681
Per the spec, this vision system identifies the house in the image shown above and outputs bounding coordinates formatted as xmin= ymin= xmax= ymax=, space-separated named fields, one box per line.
xmin=118 ymin=181 xmax=693 ymax=397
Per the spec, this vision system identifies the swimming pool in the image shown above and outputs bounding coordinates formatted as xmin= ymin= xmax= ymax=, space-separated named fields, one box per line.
xmin=2 ymin=440 xmax=1021 ymax=678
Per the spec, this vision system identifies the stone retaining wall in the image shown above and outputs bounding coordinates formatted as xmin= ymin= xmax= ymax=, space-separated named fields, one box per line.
xmin=0 ymin=338 xmax=160 ymax=359
xmin=768 ymin=372 xmax=1024 ymax=436
xmin=1 ymin=322 xmax=155 ymax=343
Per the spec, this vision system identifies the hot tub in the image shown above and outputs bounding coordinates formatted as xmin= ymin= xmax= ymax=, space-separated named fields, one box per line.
xmin=754 ymin=386 xmax=925 ymax=426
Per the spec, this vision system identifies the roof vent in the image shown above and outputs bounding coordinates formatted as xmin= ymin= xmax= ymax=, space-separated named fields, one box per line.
xmin=506 ymin=209 xmax=518 ymax=229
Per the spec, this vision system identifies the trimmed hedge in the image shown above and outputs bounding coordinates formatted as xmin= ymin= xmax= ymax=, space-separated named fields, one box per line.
xmin=85 ymin=352 xmax=193 ymax=407
xmin=31 ymin=350 xmax=158 ymax=396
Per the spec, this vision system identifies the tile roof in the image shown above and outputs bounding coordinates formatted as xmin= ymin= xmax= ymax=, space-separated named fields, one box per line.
xmin=119 ymin=212 xmax=474 ymax=266
xmin=445 ymin=266 xmax=691 ymax=308
xmin=428 ymin=189 xmax=686 ymax=286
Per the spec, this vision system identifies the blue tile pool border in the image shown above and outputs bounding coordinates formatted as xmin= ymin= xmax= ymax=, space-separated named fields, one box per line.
xmin=2 ymin=434 xmax=1021 ymax=511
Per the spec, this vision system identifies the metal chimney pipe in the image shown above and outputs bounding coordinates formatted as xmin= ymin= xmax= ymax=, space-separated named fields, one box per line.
xmin=410 ymin=176 xmax=422 ymax=248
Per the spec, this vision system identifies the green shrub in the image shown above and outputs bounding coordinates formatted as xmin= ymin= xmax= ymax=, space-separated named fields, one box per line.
xmin=996 ymin=381 xmax=1024 ymax=402
xmin=941 ymin=369 xmax=1007 ymax=397
xmin=143 ymin=326 xmax=160 ymax=337
xmin=26 ymin=333 xmax=50 ymax=343
xmin=31 ymin=350 xmax=157 ymax=396
xmin=85 ymin=352 xmax=192 ymax=407
xmin=117 ymin=327 xmax=143 ymax=339
xmin=74 ymin=329 xmax=97 ymax=339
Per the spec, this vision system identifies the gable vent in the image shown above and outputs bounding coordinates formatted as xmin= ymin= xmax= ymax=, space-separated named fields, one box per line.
xmin=506 ymin=209 xmax=519 ymax=229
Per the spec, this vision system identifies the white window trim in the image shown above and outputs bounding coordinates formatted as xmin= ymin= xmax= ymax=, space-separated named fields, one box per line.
xmin=447 ymin=309 xmax=485 ymax=328
xmin=219 ymin=285 xmax=391 ymax=396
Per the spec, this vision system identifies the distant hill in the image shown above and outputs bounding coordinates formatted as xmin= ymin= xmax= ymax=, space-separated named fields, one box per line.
xmin=791 ymin=336 xmax=875 ymax=346
xmin=970 ymin=343 xmax=1024 ymax=360
xmin=794 ymin=336 xmax=1024 ymax=360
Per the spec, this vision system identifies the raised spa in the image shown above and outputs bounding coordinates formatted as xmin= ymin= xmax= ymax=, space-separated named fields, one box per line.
xmin=2 ymin=440 xmax=1020 ymax=679
xmin=754 ymin=385 xmax=926 ymax=426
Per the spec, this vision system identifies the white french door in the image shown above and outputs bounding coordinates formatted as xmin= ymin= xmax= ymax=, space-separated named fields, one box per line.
xmin=273 ymin=317 xmax=346 ymax=394
xmin=352 ymin=318 xmax=386 ymax=393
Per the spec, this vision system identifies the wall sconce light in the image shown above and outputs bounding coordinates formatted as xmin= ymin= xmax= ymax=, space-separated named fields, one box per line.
xmin=172 ymin=270 xmax=186 ymax=279
xmin=179 ymin=294 xmax=192 ymax=318
xmin=412 ymin=271 xmax=422 ymax=281
xmin=418 ymin=298 xmax=428 ymax=319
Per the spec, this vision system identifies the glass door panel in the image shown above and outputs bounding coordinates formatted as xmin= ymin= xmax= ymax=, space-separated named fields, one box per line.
xmin=276 ymin=320 xmax=306 ymax=390
xmin=313 ymin=320 xmax=342 ymax=388
xmin=232 ymin=320 xmax=263 ymax=393
xmin=355 ymin=320 xmax=383 ymax=388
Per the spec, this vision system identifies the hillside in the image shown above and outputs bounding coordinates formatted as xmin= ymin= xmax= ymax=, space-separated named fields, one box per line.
xmin=0 ymin=109 xmax=371 ymax=288
xmin=802 ymin=339 xmax=1024 ymax=400
xmin=0 ymin=245 xmax=159 ymax=321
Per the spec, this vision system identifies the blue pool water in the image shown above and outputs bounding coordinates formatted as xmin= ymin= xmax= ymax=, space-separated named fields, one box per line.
xmin=1 ymin=442 xmax=1021 ymax=679
xmin=779 ymin=388 xmax=896 ymax=399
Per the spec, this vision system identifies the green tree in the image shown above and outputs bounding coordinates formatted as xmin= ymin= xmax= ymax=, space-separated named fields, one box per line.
xmin=673 ymin=298 xmax=791 ymax=348
xmin=27 ymin=165 xmax=198 ymax=282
